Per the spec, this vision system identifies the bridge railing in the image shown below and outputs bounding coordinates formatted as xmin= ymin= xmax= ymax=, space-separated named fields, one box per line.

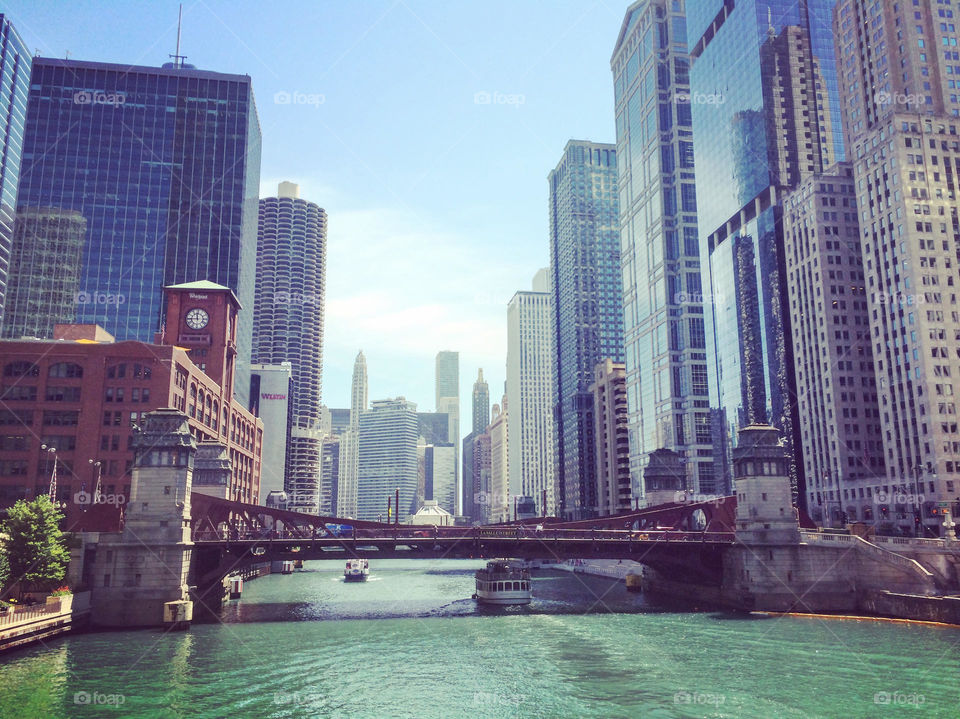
xmin=192 ymin=527 xmax=736 ymax=544
xmin=799 ymin=530 xmax=935 ymax=577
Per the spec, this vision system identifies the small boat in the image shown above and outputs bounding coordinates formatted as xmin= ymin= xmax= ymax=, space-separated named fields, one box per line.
xmin=344 ymin=558 xmax=369 ymax=582
xmin=474 ymin=560 xmax=531 ymax=605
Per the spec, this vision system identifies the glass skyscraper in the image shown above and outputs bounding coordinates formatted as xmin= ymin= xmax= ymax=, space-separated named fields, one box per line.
xmin=611 ymin=0 xmax=715 ymax=500
xmin=15 ymin=58 xmax=261 ymax=405
xmin=0 ymin=15 xmax=30 ymax=332
xmin=549 ymin=140 xmax=622 ymax=520
xmin=688 ymin=0 xmax=844 ymax=500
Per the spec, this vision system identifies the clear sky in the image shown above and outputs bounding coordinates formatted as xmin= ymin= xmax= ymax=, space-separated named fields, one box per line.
xmin=2 ymin=0 xmax=625 ymax=434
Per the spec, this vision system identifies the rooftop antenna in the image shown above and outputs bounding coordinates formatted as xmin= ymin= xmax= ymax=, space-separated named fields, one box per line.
xmin=169 ymin=4 xmax=187 ymax=69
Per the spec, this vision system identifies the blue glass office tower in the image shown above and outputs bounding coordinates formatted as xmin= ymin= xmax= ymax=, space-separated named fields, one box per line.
xmin=611 ymin=1 xmax=715 ymax=501
xmin=16 ymin=58 xmax=261 ymax=405
xmin=549 ymin=140 xmax=622 ymax=520
xmin=0 ymin=16 xmax=30 ymax=331
xmin=688 ymin=1 xmax=844 ymax=501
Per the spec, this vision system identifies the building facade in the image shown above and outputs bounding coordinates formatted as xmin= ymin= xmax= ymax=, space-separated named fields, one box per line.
xmin=487 ymin=397 xmax=510 ymax=523
xmin=356 ymin=397 xmax=418 ymax=522
xmin=337 ymin=350 xmax=367 ymax=518
xmin=549 ymin=139 xmax=622 ymax=520
xmin=782 ymin=163 xmax=885 ymax=526
xmin=3 ymin=208 xmax=86 ymax=339
xmin=611 ymin=0 xmax=714 ymax=502
xmin=0 ymin=283 xmax=263 ymax=529
xmin=435 ymin=350 xmax=459 ymax=513
xmin=507 ymin=269 xmax=557 ymax=516
xmin=834 ymin=0 xmax=960 ymax=533
xmin=0 ymin=15 xmax=30 ymax=332
xmin=688 ymin=0 xmax=844 ymax=503
xmin=462 ymin=368 xmax=490 ymax=522
xmin=15 ymin=58 xmax=261 ymax=405
xmin=591 ymin=358 xmax=631 ymax=515
xmin=248 ymin=362 xmax=293 ymax=499
xmin=472 ymin=431 xmax=492 ymax=524
xmin=252 ymin=182 xmax=327 ymax=513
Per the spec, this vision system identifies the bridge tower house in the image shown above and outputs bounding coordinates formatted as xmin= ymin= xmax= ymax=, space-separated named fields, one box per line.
xmin=732 ymin=424 xmax=800 ymax=545
xmin=90 ymin=408 xmax=196 ymax=627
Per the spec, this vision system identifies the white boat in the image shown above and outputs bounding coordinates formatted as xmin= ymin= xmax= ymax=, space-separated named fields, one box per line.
xmin=344 ymin=559 xmax=369 ymax=582
xmin=474 ymin=560 xmax=531 ymax=605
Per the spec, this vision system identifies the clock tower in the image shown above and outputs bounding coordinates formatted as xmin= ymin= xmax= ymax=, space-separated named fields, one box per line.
xmin=160 ymin=281 xmax=241 ymax=402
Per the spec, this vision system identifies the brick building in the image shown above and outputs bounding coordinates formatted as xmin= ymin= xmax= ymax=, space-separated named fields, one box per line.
xmin=0 ymin=281 xmax=263 ymax=529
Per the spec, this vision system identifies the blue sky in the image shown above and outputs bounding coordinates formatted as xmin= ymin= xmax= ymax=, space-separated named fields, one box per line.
xmin=2 ymin=0 xmax=625 ymax=431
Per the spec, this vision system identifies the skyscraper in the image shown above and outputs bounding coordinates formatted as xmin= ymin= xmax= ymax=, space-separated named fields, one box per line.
xmin=435 ymin=351 xmax=459 ymax=407
xmin=472 ymin=368 xmax=490 ymax=435
xmin=782 ymin=163 xmax=885 ymax=526
xmin=356 ymin=398 xmax=418 ymax=522
xmin=834 ymin=0 xmax=960 ymax=530
xmin=688 ymin=0 xmax=844 ymax=501
xmin=0 ymin=15 xmax=30 ymax=331
xmin=507 ymin=268 xmax=557 ymax=515
xmin=549 ymin=140 xmax=622 ymax=519
xmin=462 ymin=368 xmax=490 ymax=521
xmin=252 ymin=182 xmax=327 ymax=512
xmin=337 ymin=350 xmax=367 ymax=518
xmin=591 ymin=358 xmax=631 ymax=515
xmin=611 ymin=1 xmax=714 ymax=502
xmin=435 ymin=350 xmax=459 ymax=512
xmin=487 ymin=397 xmax=510 ymax=523
xmin=16 ymin=57 xmax=261 ymax=405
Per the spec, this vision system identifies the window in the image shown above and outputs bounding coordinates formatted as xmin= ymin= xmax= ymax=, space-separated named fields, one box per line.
xmin=3 ymin=361 xmax=38 ymax=378
xmin=45 ymin=386 xmax=81 ymax=402
xmin=1 ymin=385 xmax=37 ymax=401
xmin=48 ymin=362 xmax=83 ymax=378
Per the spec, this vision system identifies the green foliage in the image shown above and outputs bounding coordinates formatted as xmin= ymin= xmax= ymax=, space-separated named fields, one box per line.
xmin=2 ymin=496 xmax=69 ymax=597
xmin=0 ymin=547 xmax=8 ymax=594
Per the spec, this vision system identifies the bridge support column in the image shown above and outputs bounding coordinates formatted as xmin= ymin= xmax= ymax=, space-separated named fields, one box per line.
xmin=90 ymin=409 xmax=197 ymax=628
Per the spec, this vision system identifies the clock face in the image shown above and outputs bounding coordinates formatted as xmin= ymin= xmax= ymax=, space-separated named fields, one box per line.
xmin=185 ymin=308 xmax=209 ymax=330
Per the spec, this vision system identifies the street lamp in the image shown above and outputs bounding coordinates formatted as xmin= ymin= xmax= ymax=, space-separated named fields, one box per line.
xmin=914 ymin=464 xmax=924 ymax=538
xmin=40 ymin=444 xmax=57 ymax=503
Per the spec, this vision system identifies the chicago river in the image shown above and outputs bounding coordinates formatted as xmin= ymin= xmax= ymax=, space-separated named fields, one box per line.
xmin=0 ymin=560 xmax=956 ymax=718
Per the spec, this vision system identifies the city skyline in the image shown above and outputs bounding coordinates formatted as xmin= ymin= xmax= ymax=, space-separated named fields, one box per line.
xmin=0 ymin=0 xmax=627 ymax=417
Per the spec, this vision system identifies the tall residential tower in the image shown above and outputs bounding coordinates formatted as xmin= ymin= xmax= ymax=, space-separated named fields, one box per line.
xmin=507 ymin=268 xmax=557 ymax=515
xmin=252 ymin=182 xmax=327 ymax=512
xmin=549 ymin=140 xmax=622 ymax=519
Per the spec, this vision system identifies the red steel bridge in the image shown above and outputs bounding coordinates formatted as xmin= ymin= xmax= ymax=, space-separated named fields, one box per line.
xmin=188 ymin=493 xmax=759 ymax=600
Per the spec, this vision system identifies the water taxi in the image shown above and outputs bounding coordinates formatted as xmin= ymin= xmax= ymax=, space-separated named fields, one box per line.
xmin=474 ymin=560 xmax=531 ymax=605
xmin=344 ymin=558 xmax=369 ymax=582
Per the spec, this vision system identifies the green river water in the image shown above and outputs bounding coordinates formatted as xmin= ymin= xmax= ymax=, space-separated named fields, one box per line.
xmin=0 ymin=559 xmax=958 ymax=718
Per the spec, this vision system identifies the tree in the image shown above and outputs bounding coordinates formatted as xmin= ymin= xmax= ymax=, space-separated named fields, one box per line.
xmin=2 ymin=497 xmax=69 ymax=598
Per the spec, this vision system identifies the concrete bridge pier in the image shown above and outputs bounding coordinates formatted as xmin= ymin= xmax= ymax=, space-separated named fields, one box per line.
xmin=89 ymin=409 xmax=196 ymax=628
xmin=720 ymin=424 xmax=943 ymax=613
